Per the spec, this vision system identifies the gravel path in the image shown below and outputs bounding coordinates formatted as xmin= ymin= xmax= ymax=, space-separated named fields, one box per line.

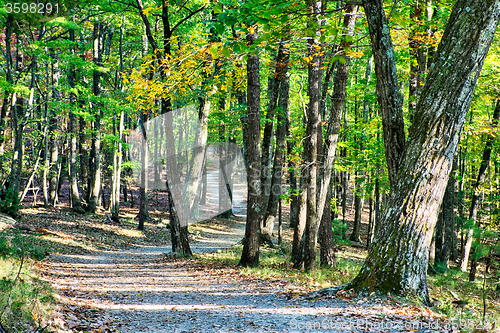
xmin=42 ymin=219 xmax=458 ymax=333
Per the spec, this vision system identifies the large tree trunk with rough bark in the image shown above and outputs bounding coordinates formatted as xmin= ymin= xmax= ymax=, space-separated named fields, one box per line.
xmin=349 ymin=0 xmax=500 ymax=304
xmin=239 ymin=26 xmax=262 ymax=267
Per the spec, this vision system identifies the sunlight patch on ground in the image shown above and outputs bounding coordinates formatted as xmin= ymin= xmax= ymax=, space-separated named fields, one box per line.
xmin=44 ymin=235 xmax=97 ymax=252
xmin=114 ymin=228 xmax=145 ymax=238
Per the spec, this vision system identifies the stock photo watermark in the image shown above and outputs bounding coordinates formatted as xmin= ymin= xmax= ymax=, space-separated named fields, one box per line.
xmin=289 ymin=317 xmax=498 ymax=331
xmin=128 ymin=105 xmax=247 ymax=227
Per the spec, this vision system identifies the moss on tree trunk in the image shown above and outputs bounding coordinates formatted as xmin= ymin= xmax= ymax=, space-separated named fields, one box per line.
xmin=350 ymin=0 xmax=500 ymax=304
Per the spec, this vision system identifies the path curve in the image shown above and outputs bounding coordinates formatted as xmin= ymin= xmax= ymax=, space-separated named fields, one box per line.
xmin=42 ymin=219 xmax=452 ymax=333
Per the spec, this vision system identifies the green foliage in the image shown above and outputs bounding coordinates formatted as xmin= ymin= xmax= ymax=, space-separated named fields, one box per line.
xmin=0 ymin=231 xmax=47 ymax=265
xmin=332 ymin=218 xmax=349 ymax=246
xmin=198 ymin=243 xmax=361 ymax=288
xmin=0 ymin=188 xmax=20 ymax=219
xmin=0 ymin=231 xmax=52 ymax=332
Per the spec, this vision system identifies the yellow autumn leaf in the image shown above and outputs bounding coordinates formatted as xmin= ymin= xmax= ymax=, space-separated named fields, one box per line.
xmin=142 ymin=6 xmax=154 ymax=16
xmin=346 ymin=49 xmax=364 ymax=58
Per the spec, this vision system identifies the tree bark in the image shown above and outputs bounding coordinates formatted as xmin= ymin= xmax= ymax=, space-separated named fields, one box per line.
xmin=137 ymin=112 xmax=149 ymax=231
xmin=239 ymin=26 xmax=262 ymax=267
xmin=218 ymin=123 xmax=231 ymax=217
xmin=319 ymin=178 xmax=336 ymax=267
xmin=350 ymin=0 xmax=500 ymax=304
xmin=291 ymin=175 xmax=307 ymax=267
xmin=0 ymin=15 xmax=14 ymax=172
xmin=363 ymin=0 xmax=406 ymax=187
xmin=408 ymin=0 xmax=432 ymax=119
xmin=287 ymin=52 xmax=299 ymax=229
xmin=110 ymin=22 xmax=125 ymax=221
xmin=68 ymin=29 xmax=84 ymax=213
xmin=301 ymin=0 xmax=325 ymax=271
xmin=48 ymin=51 xmax=60 ymax=206
xmin=435 ymin=154 xmax=457 ymax=270
xmin=88 ymin=21 xmax=103 ymax=213
xmin=261 ymin=46 xmax=283 ymax=209
xmin=262 ymin=42 xmax=289 ymax=242
xmin=299 ymin=3 xmax=358 ymax=271
xmin=8 ymin=95 xmax=24 ymax=204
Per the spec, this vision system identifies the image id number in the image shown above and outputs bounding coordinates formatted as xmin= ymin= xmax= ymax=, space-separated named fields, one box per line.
xmin=5 ymin=2 xmax=59 ymax=14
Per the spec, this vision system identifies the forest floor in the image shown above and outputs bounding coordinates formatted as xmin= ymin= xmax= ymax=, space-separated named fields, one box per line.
xmin=8 ymin=184 xmax=497 ymax=332
xmin=10 ymin=203 xmax=474 ymax=333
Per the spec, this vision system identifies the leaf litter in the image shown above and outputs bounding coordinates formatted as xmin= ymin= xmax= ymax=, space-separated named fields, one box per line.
xmin=21 ymin=207 xmax=465 ymax=332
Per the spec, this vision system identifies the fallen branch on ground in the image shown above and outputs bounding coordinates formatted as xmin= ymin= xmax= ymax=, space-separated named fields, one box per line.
xmin=304 ymin=283 xmax=350 ymax=300
xmin=13 ymin=224 xmax=62 ymax=237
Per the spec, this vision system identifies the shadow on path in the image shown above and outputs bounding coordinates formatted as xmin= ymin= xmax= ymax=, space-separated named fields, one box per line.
xmin=42 ymin=220 xmax=449 ymax=333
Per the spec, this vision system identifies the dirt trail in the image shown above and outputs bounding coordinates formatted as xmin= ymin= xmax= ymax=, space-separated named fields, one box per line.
xmin=42 ymin=218 xmax=454 ymax=333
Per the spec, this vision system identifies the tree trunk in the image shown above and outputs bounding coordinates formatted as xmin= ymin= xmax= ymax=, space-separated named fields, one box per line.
xmin=239 ymin=26 xmax=262 ymax=267
xmin=350 ymin=177 xmax=362 ymax=243
xmin=48 ymin=51 xmax=60 ymax=206
xmin=287 ymin=78 xmax=298 ymax=229
xmin=88 ymin=21 xmax=103 ymax=213
xmin=167 ymin=181 xmax=181 ymax=253
xmin=435 ymin=154 xmax=457 ymax=270
xmin=341 ymin=147 xmax=347 ymax=225
xmin=8 ymin=95 xmax=24 ymax=206
xmin=182 ymin=99 xmax=210 ymax=226
xmin=261 ymin=46 xmax=283 ymax=208
xmin=262 ymin=42 xmax=289 ymax=243
xmin=301 ymin=0 xmax=325 ymax=272
xmin=369 ymin=169 xmax=381 ymax=246
xmin=0 ymin=15 xmax=14 ymax=173
xmin=461 ymin=99 xmax=500 ymax=272
xmin=137 ymin=112 xmax=149 ymax=231
xmin=161 ymin=99 xmax=185 ymax=254
xmin=110 ymin=22 xmax=125 ymax=221
xmin=434 ymin=202 xmax=444 ymax=266
xmin=68 ymin=29 xmax=84 ymax=213
xmin=350 ymin=0 xmax=500 ymax=304
xmin=319 ymin=178 xmax=336 ymax=267
xmin=42 ymin=68 xmax=50 ymax=207
xmin=218 ymin=123 xmax=231 ymax=217
xmin=291 ymin=176 xmax=307 ymax=267
xmin=300 ymin=3 xmax=358 ymax=271
xmin=408 ymin=0 xmax=432 ymax=120
xmin=363 ymin=0 xmax=406 ymax=188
